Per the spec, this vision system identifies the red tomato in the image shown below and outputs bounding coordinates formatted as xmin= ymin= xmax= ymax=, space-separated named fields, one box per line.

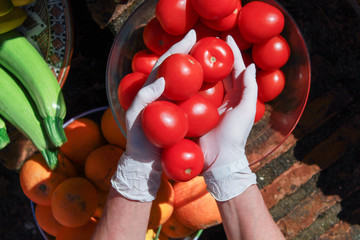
xmin=198 ymin=81 xmax=224 ymax=108
xmin=190 ymin=37 xmax=234 ymax=83
xmin=257 ymin=69 xmax=285 ymax=102
xmin=157 ymin=53 xmax=204 ymax=101
xmin=177 ymin=94 xmax=220 ymax=137
xmin=161 ymin=139 xmax=204 ymax=182
xmin=141 ymin=101 xmax=189 ymax=148
xmin=191 ymin=0 xmax=238 ymax=20
xmin=192 ymin=21 xmax=221 ymax=40
xmin=252 ymin=35 xmax=290 ymax=71
xmin=221 ymin=27 xmax=252 ymax=51
xmin=156 ymin=0 xmax=199 ymax=36
xmin=143 ymin=17 xmax=184 ymax=55
xmin=254 ymin=98 xmax=265 ymax=123
xmin=118 ymin=72 xmax=148 ymax=111
xmin=238 ymin=1 xmax=285 ymax=43
xmin=131 ymin=49 xmax=160 ymax=76
xmin=200 ymin=1 xmax=241 ymax=32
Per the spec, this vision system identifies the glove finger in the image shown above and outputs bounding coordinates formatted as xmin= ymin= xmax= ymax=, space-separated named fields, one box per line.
xmin=126 ymin=77 xmax=166 ymax=125
xmin=145 ymin=30 xmax=197 ymax=86
xmin=225 ymin=35 xmax=246 ymax=89
xmin=234 ymin=64 xmax=257 ymax=115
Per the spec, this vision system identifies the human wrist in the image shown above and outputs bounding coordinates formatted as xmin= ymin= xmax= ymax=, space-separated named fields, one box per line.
xmin=203 ymin=162 xmax=257 ymax=202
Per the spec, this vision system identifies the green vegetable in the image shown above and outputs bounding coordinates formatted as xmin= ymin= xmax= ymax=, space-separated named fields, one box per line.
xmin=0 ymin=65 xmax=58 ymax=170
xmin=0 ymin=115 xmax=10 ymax=149
xmin=0 ymin=30 xmax=66 ymax=147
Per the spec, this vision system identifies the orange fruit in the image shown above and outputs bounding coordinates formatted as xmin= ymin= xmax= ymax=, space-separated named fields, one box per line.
xmin=51 ymin=177 xmax=98 ymax=228
xmin=161 ymin=213 xmax=196 ymax=238
xmin=56 ymin=219 xmax=97 ymax=240
xmin=56 ymin=151 xmax=78 ymax=177
xmin=173 ymin=176 xmax=222 ymax=230
xmin=100 ymin=107 xmax=127 ymax=149
xmin=148 ymin=176 xmax=174 ymax=229
xmin=60 ymin=118 xmax=105 ymax=168
xmin=84 ymin=144 xmax=124 ymax=191
xmin=35 ymin=204 xmax=62 ymax=237
xmin=19 ymin=153 xmax=67 ymax=206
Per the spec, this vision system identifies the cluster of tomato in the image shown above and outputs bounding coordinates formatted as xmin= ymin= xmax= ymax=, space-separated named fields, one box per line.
xmin=118 ymin=0 xmax=290 ymax=182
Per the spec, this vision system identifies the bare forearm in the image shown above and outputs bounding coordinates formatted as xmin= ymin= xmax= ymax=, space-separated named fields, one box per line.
xmin=217 ymin=184 xmax=285 ymax=240
xmin=92 ymin=188 xmax=152 ymax=240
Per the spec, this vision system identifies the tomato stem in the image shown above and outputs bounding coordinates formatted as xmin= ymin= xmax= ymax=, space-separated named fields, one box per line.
xmin=185 ymin=169 xmax=192 ymax=175
xmin=210 ymin=56 xmax=217 ymax=63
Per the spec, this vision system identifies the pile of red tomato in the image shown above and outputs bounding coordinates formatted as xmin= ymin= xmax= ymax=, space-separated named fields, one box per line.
xmin=118 ymin=0 xmax=290 ymax=182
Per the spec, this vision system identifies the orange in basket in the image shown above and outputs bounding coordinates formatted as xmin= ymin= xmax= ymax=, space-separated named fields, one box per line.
xmin=173 ymin=176 xmax=222 ymax=230
xmin=60 ymin=118 xmax=105 ymax=168
xmin=161 ymin=212 xmax=196 ymax=238
xmin=101 ymin=107 xmax=127 ymax=150
xmin=56 ymin=218 xmax=98 ymax=240
xmin=51 ymin=177 xmax=98 ymax=228
xmin=148 ymin=176 xmax=175 ymax=229
xmin=35 ymin=204 xmax=62 ymax=237
xmin=85 ymin=144 xmax=124 ymax=191
xmin=19 ymin=153 xmax=68 ymax=206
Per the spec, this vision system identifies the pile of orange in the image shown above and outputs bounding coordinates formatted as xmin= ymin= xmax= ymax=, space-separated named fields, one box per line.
xmin=19 ymin=107 xmax=125 ymax=239
xmin=19 ymin=107 xmax=222 ymax=240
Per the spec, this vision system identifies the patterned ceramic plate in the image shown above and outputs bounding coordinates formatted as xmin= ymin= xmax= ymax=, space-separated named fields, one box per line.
xmin=18 ymin=0 xmax=73 ymax=88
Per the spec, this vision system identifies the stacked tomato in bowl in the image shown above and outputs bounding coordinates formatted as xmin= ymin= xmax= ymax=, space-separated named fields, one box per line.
xmin=106 ymin=0 xmax=310 ymax=168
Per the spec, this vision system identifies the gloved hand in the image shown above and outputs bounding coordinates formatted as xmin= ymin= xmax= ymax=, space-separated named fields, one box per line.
xmin=199 ymin=35 xmax=258 ymax=202
xmin=111 ymin=30 xmax=197 ymax=202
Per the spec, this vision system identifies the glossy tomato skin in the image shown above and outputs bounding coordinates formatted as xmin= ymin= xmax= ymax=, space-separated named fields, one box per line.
xmin=191 ymin=0 xmax=238 ymax=20
xmin=161 ymin=139 xmax=204 ymax=182
xmin=254 ymin=98 xmax=265 ymax=123
xmin=131 ymin=49 xmax=160 ymax=76
xmin=143 ymin=17 xmax=184 ymax=55
xmin=118 ymin=72 xmax=148 ymax=111
xmin=198 ymin=81 xmax=224 ymax=108
xmin=221 ymin=27 xmax=252 ymax=51
xmin=257 ymin=69 xmax=285 ymax=102
xmin=157 ymin=53 xmax=204 ymax=101
xmin=200 ymin=1 xmax=241 ymax=32
xmin=190 ymin=37 xmax=234 ymax=83
xmin=252 ymin=35 xmax=290 ymax=71
xmin=177 ymin=94 xmax=220 ymax=137
xmin=141 ymin=101 xmax=189 ymax=148
xmin=156 ymin=0 xmax=199 ymax=36
xmin=238 ymin=1 xmax=284 ymax=43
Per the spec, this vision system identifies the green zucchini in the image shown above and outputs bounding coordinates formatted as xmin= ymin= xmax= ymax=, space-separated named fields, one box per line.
xmin=0 ymin=65 xmax=58 ymax=170
xmin=0 ymin=30 xmax=66 ymax=147
xmin=0 ymin=115 xmax=10 ymax=149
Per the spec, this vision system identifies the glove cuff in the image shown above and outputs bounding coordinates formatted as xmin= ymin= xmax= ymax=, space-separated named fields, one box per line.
xmin=204 ymin=163 xmax=257 ymax=201
xmin=111 ymin=153 xmax=162 ymax=202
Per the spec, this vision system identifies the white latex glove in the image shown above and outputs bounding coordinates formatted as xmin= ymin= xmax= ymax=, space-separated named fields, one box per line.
xmin=111 ymin=30 xmax=197 ymax=202
xmin=199 ymin=35 xmax=258 ymax=202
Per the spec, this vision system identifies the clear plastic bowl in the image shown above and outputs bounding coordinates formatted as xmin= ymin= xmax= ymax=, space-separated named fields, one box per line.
xmin=106 ymin=0 xmax=311 ymax=165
